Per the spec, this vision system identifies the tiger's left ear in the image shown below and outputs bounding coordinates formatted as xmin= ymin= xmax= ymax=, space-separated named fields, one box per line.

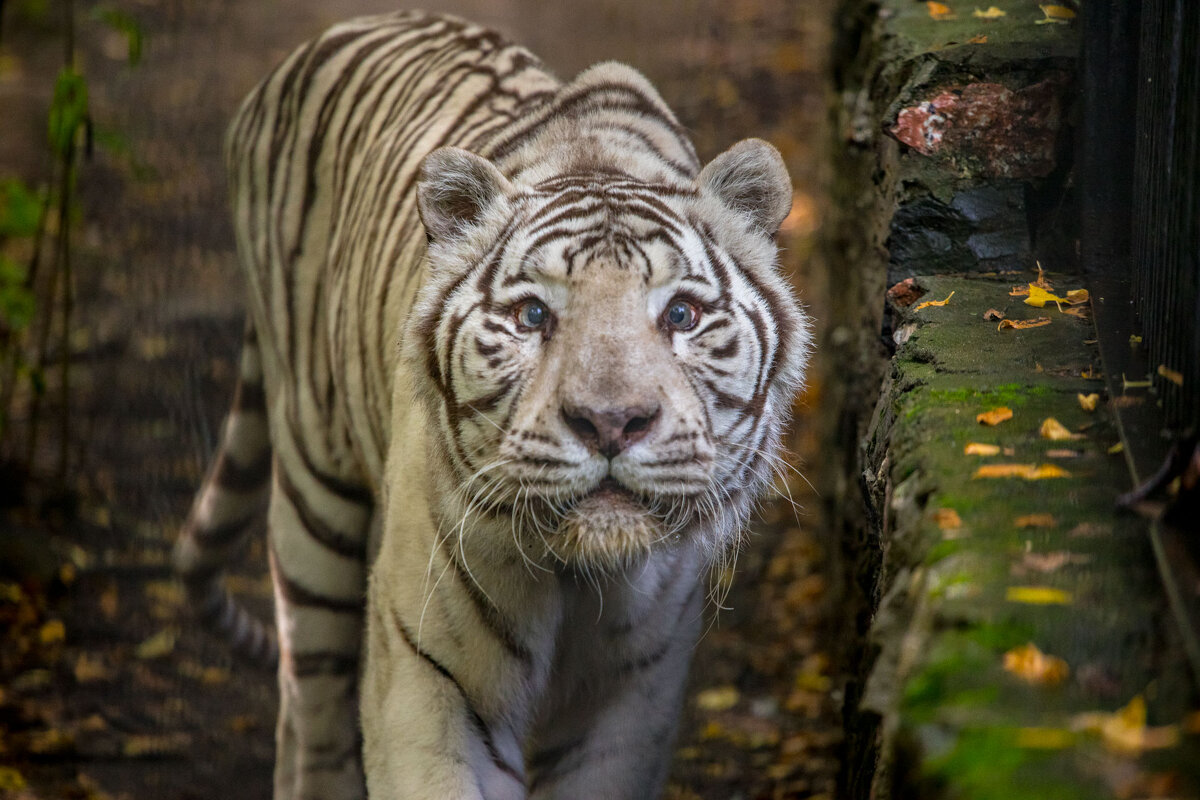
xmin=698 ymin=138 xmax=792 ymax=234
xmin=417 ymin=147 xmax=513 ymax=243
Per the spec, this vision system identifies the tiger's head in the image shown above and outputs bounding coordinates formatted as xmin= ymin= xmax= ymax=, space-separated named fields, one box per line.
xmin=407 ymin=137 xmax=810 ymax=569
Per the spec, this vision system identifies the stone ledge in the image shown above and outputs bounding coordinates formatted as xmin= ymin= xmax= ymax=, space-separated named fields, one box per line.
xmin=856 ymin=275 xmax=1200 ymax=798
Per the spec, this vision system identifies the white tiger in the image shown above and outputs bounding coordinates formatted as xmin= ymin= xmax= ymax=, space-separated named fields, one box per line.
xmin=175 ymin=11 xmax=811 ymax=800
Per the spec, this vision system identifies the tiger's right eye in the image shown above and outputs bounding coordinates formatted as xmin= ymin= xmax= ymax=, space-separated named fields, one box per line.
xmin=514 ymin=299 xmax=550 ymax=329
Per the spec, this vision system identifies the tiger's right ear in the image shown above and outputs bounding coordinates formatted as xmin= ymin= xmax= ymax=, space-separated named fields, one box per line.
xmin=417 ymin=147 xmax=513 ymax=243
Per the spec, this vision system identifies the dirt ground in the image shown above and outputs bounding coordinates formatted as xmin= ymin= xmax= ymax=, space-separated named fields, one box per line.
xmin=0 ymin=1 xmax=840 ymax=798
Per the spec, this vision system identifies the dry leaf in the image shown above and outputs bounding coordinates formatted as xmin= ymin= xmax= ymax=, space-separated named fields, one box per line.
xmin=974 ymin=463 xmax=1071 ymax=480
xmin=1061 ymin=306 xmax=1090 ymax=319
xmin=964 ymin=442 xmax=1001 ymax=456
xmin=933 ymin=508 xmax=963 ymax=530
xmin=135 ymin=627 xmax=177 ymax=660
xmin=1018 ymin=551 xmax=1092 ymax=573
xmin=1107 ymin=442 xmax=1124 ymax=455
xmin=695 ymin=685 xmax=740 ymax=712
xmin=1039 ymin=417 xmax=1083 ymax=441
xmin=1010 ymin=285 xmax=1030 ymax=297
xmin=1006 ymin=585 xmax=1073 ymax=604
xmin=38 ymin=619 xmax=65 ymax=645
xmin=1003 ymin=642 xmax=1069 ymax=686
xmin=0 ymin=766 xmax=27 ymax=791
xmin=1033 ymin=262 xmax=1053 ymax=289
xmin=983 ymin=308 xmax=1005 ymax=321
xmin=1077 ymin=393 xmax=1099 ymax=412
xmin=972 ymin=6 xmax=1006 ymax=18
xmin=1016 ymin=513 xmax=1056 ymax=528
xmin=998 ymin=317 xmax=1052 ymax=331
xmin=926 ymin=1 xmax=956 ymax=20
xmin=887 ymin=277 xmax=925 ymax=307
xmin=914 ymin=290 xmax=955 ymax=311
xmin=967 ymin=33 xmax=989 ymax=43
xmin=1157 ymin=364 xmax=1184 ymax=386
xmin=1065 ymin=288 xmax=1089 ymax=304
xmin=1072 ymin=696 xmax=1180 ymax=755
xmin=1038 ymin=4 xmax=1077 ymax=23
xmin=976 ymin=406 xmax=1013 ymax=426
xmin=1045 ymin=449 xmax=1082 ymax=458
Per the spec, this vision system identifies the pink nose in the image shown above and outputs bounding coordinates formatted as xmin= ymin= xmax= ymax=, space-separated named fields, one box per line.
xmin=561 ymin=401 xmax=660 ymax=458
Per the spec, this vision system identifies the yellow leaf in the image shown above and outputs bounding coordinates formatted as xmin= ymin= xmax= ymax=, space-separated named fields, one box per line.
xmin=914 ymin=290 xmax=955 ymax=311
xmin=695 ymin=685 xmax=740 ymax=712
xmin=39 ymin=618 xmax=66 ymax=644
xmin=1108 ymin=442 xmax=1124 ymax=455
xmin=1039 ymin=417 xmax=1083 ymax=441
xmin=1077 ymin=393 xmax=1099 ymax=412
xmin=1157 ymin=364 xmax=1184 ymax=386
xmin=1065 ymin=288 xmax=1089 ymax=305
xmin=1024 ymin=284 xmax=1067 ymax=308
xmin=975 ymin=463 xmax=1071 ymax=480
xmin=1006 ymin=585 xmax=1073 ymax=604
xmin=926 ymin=1 xmax=956 ymax=20
xmin=1072 ymin=696 xmax=1180 ymax=755
xmin=1038 ymin=4 xmax=1077 ymax=23
xmin=998 ymin=317 xmax=1052 ymax=331
xmin=933 ymin=508 xmax=962 ymax=530
xmin=1016 ymin=513 xmax=1056 ymax=528
xmin=976 ymin=406 xmax=1013 ymax=426
xmin=1029 ymin=463 xmax=1071 ymax=479
xmin=964 ymin=442 xmax=1001 ymax=456
xmin=1016 ymin=727 xmax=1075 ymax=749
xmin=972 ymin=6 xmax=1006 ymax=18
xmin=1003 ymin=642 xmax=1070 ymax=685
xmin=135 ymin=627 xmax=178 ymax=660
xmin=0 ymin=766 xmax=27 ymax=791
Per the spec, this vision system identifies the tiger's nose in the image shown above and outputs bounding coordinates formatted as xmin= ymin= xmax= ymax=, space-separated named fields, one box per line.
xmin=561 ymin=401 xmax=660 ymax=459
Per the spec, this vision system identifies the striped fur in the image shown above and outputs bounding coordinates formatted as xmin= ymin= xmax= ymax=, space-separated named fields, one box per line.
xmin=175 ymin=11 xmax=811 ymax=800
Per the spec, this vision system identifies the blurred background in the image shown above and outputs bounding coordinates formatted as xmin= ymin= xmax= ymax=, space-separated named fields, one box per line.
xmin=0 ymin=1 xmax=841 ymax=798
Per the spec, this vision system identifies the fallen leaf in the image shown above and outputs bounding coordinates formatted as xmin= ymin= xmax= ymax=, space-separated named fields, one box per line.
xmin=38 ymin=619 xmax=65 ymax=645
xmin=1017 ymin=551 xmax=1092 ymax=573
xmin=1065 ymin=288 xmax=1089 ymax=304
xmin=1016 ymin=727 xmax=1075 ymax=749
xmin=1006 ymin=585 xmax=1073 ymax=604
xmin=1157 ymin=364 xmax=1184 ymax=386
xmin=696 ymin=685 xmax=740 ymax=712
xmin=1038 ymin=4 xmax=1077 ymax=23
xmin=123 ymin=732 xmax=192 ymax=758
xmin=933 ymin=508 xmax=962 ymax=530
xmin=1024 ymin=284 xmax=1067 ymax=308
xmin=1061 ymin=306 xmax=1090 ymax=319
xmin=1010 ymin=285 xmax=1030 ymax=297
xmin=886 ymin=277 xmax=925 ymax=307
xmin=967 ymin=33 xmax=989 ymax=43
xmin=1072 ymin=696 xmax=1180 ymax=755
xmin=976 ymin=406 xmax=1013 ymax=426
xmin=1016 ymin=513 xmax=1056 ymax=528
xmin=1040 ymin=417 xmax=1083 ymax=441
xmin=135 ymin=627 xmax=177 ymax=660
xmin=1045 ymin=448 xmax=1082 ymax=458
xmin=972 ymin=6 xmax=1006 ymax=18
xmin=998 ymin=317 xmax=1052 ymax=331
xmin=74 ymin=653 xmax=114 ymax=683
xmin=0 ymin=767 xmax=27 ymax=791
xmin=1004 ymin=642 xmax=1070 ymax=685
xmin=1033 ymin=262 xmax=1053 ymax=290
xmin=974 ymin=463 xmax=1071 ymax=480
xmin=1077 ymin=393 xmax=1099 ymax=412
xmin=914 ymin=290 xmax=955 ymax=311
xmin=964 ymin=442 xmax=1001 ymax=456
xmin=983 ymin=308 xmax=1005 ymax=321
xmin=1107 ymin=442 xmax=1124 ymax=455
xmin=926 ymin=1 xmax=956 ymax=20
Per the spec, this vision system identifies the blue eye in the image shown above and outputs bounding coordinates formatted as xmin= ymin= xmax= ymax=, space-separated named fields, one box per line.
xmin=664 ymin=297 xmax=699 ymax=331
xmin=515 ymin=299 xmax=550 ymax=329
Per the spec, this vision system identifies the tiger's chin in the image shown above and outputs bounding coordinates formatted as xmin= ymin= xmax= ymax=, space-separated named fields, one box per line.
xmin=548 ymin=482 xmax=668 ymax=568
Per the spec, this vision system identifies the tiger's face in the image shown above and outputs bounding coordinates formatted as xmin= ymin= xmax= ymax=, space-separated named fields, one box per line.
xmin=410 ymin=141 xmax=810 ymax=568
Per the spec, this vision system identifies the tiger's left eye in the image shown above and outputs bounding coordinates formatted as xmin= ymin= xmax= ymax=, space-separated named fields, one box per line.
xmin=515 ymin=298 xmax=550 ymax=329
xmin=663 ymin=297 xmax=700 ymax=331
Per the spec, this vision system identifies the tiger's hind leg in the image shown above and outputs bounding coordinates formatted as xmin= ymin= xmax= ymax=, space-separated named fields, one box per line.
xmin=266 ymin=428 xmax=373 ymax=800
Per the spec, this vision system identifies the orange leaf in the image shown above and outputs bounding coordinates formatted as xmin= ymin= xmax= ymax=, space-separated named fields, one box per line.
xmin=1157 ymin=364 xmax=1184 ymax=386
xmin=1009 ymin=285 xmax=1030 ymax=297
xmin=1072 ymin=696 xmax=1181 ymax=755
xmin=1003 ymin=642 xmax=1069 ymax=685
xmin=964 ymin=442 xmax=1001 ymax=456
xmin=1016 ymin=513 xmax=1056 ymax=528
xmin=976 ymin=406 xmax=1013 ymax=426
xmin=1065 ymin=288 xmax=1089 ymax=305
xmin=998 ymin=317 xmax=1052 ymax=331
xmin=926 ymin=1 xmax=956 ymax=19
xmin=967 ymin=33 xmax=989 ymax=44
xmin=933 ymin=508 xmax=962 ymax=530
xmin=974 ymin=463 xmax=1071 ymax=480
xmin=914 ymin=290 xmax=955 ymax=311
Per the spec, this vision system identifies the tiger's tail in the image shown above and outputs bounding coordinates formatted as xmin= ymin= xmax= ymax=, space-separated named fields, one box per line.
xmin=174 ymin=320 xmax=278 ymax=668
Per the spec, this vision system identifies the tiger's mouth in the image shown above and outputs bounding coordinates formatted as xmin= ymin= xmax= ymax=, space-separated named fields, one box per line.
xmin=544 ymin=476 xmax=673 ymax=567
